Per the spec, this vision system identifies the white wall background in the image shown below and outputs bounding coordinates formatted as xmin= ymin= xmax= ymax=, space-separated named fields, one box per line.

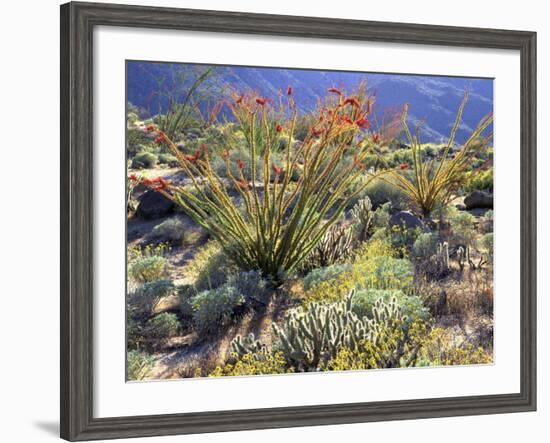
xmin=0 ymin=1 xmax=546 ymax=442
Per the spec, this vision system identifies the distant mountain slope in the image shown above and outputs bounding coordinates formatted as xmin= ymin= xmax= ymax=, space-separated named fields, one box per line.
xmin=127 ymin=61 xmax=493 ymax=143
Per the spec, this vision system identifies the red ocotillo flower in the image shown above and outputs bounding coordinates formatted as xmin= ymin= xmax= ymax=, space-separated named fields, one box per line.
xmin=312 ymin=127 xmax=326 ymax=137
xmin=287 ymin=85 xmax=293 ymax=96
xmin=237 ymin=159 xmax=245 ymax=170
xmin=152 ymin=177 xmax=169 ymax=191
xmin=128 ymin=174 xmax=138 ymax=182
xmin=340 ymin=115 xmax=354 ymax=125
xmin=235 ymin=94 xmax=244 ymax=104
xmin=271 ymin=163 xmax=283 ymax=175
xmin=343 ymin=96 xmax=360 ymax=107
xmin=141 ymin=178 xmax=153 ymax=186
xmin=328 ymin=87 xmax=342 ymax=95
xmin=255 ymin=97 xmax=267 ymax=106
xmin=355 ymin=117 xmax=371 ymax=129
xmin=144 ymin=125 xmax=156 ymax=133
xmin=372 ymin=133 xmax=380 ymax=143
xmin=237 ymin=180 xmax=249 ymax=190
xmin=275 ymin=124 xmax=283 ymax=133
xmin=399 ymin=163 xmax=409 ymax=170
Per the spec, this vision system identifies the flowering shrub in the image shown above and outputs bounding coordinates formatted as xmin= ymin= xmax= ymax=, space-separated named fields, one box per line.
xmin=209 ymin=352 xmax=291 ymax=377
xmin=132 ymin=85 xmax=385 ymax=282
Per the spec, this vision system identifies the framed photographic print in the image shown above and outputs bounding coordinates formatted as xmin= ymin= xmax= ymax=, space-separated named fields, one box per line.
xmin=60 ymin=1 xmax=537 ymax=441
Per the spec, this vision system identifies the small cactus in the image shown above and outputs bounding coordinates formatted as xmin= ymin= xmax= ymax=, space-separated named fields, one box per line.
xmin=307 ymin=220 xmax=353 ymax=268
xmin=230 ymin=333 xmax=269 ymax=361
xmin=350 ymin=197 xmax=374 ymax=242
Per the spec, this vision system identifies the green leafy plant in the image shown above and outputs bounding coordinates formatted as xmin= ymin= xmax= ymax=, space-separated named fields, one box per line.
xmin=381 ymin=93 xmax=493 ymax=217
xmin=191 ymin=284 xmax=245 ymax=335
xmin=128 ymin=255 xmax=169 ymax=283
xmin=127 ymin=350 xmax=156 ymax=381
xmin=130 ymin=279 xmax=176 ymax=314
xmin=447 ymin=207 xmax=477 ymax=247
xmin=144 ymin=312 xmax=180 ymax=340
xmin=131 ymin=151 xmax=158 ymax=169
xmin=464 ymin=167 xmax=493 ymax=193
xmin=149 ymin=218 xmax=186 ymax=243
xmin=303 ymin=264 xmax=352 ymax=291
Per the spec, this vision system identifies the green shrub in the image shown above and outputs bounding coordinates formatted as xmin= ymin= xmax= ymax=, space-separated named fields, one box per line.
xmin=447 ymin=207 xmax=477 ymax=247
xmin=127 ymin=350 xmax=155 ymax=380
xmin=352 ymin=289 xmax=429 ymax=327
xmin=481 ymin=209 xmax=494 ymax=234
xmin=129 ymin=256 xmax=169 ymax=283
xmin=387 ymin=224 xmax=422 ymax=252
xmin=354 ymin=255 xmax=414 ymax=292
xmin=158 ymin=153 xmax=179 ymax=166
xmin=184 ymin=241 xmax=236 ymax=291
xmin=303 ymin=264 xmax=352 ymax=291
xmin=144 ymin=312 xmax=180 ymax=340
xmin=227 ymin=270 xmax=272 ymax=303
xmin=150 ymin=218 xmax=186 ymax=243
xmin=412 ymin=232 xmax=439 ymax=260
xmin=130 ymin=279 xmax=176 ymax=313
xmin=372 ymin=202 xmax=392 ymax=229
xmin=127 ymin=128 xmax=150 ymax=156
xmin=179 ymin=284 xmax=197 ymax=320
xmin=481 ymin=233 xmax=494 ymax=264
xmin=464 ymin=168 xmax=493 ymax=193
xmin=364 ymin=178 xmax=409 ymax=210
xmin=131 ymin=151 xmax=158 ymax=169
xmin=191 ymin=285 xmax=245 ymax=335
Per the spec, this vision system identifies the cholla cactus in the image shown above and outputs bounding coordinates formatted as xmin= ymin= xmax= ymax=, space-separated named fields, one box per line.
xmin=350 ymin=197 xmax=373 ymax=242
xmin=308 ymin=222 xmax=353 ymax=268
xmin=436 ymin=242 xmax=450 ymax=270
xmin=272 ymin=290 xmax=406 ymax=371
xmin=456 ymin=244 xmax=486 ymax=270
xmin=230 ymin=333 xmax=269 ymax=361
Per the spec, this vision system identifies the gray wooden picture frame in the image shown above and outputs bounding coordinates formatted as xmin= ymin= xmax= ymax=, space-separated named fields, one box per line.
xmin=60 ymin=2 xmax=537 ymax=441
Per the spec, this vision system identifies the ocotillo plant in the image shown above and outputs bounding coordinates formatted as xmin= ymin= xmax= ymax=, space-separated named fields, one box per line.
xmin=380 ymin=93 xmax=493 ymax=217
xmin=133 ymin=86 xmax=384 ymax=282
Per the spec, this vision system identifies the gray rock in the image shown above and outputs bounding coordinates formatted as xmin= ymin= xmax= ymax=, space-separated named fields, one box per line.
xmin=136 ymin=190 xmax=175 ymax=219
xmin=389 ymin=211 xmax=424 ymax=230
xmin=464 ymin=190 xmax=493 ymax=209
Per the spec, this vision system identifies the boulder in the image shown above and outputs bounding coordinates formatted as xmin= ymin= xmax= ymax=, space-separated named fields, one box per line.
xmin=389 ymin=211 xmax=424 ymax=231
xmin=464 ymin=190 xmax=493 ymax=209
xmin=136 ymin=190 xmax=175 ymax=219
